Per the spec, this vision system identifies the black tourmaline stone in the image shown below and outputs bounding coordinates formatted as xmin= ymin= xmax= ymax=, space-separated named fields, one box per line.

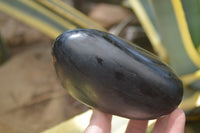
xmin=52 ymin=29 xmax=183 ymax=120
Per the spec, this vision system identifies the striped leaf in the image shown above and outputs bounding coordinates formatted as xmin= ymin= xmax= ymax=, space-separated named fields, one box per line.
xmin=128 ymin=0 xmax=200 ymax=122
xmin=0 ymin=0 xmax=105 ymax=39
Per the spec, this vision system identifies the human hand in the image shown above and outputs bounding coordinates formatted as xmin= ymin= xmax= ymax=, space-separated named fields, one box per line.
xmin=84 ymin=108 xmax=185 ymax=133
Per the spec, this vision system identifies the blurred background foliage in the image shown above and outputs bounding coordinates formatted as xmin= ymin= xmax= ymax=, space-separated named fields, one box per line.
xmin=0 ymin=0 xmax=199 ymax=132
xmin=0 ymin=34 xmax=9 ymax=64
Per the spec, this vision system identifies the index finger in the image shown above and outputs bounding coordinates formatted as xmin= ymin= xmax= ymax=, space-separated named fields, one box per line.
xmin=84 ymin=109 xmax=112 ymax=133
xmin=152 ymin=108 xmax=185 ymax=133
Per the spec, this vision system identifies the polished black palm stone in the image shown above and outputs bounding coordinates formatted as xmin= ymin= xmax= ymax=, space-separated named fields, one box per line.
xmin=52 ymin=29 xmax=183 ymax=120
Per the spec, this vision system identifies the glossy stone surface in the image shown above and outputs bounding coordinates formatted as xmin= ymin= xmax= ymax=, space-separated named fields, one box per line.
xmin=52 ymin=29 xmax=183 ymax=120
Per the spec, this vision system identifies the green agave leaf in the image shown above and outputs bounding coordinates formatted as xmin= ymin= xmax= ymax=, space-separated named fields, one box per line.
xmin=129 ymin=0 xmax=200 ymax=88
xmin=150 ymin=0 xmax=200 ymax=90
xmin=36 ymin=0 xmax=105 ymax=31
xmin=0 ymin=0 xmax=105 ymax=39
xmin=129 ymin=0 xmax=200 ymax=123
xmin=182 ymin=0 xmax=200 ymax=53
xmin=175 ymin=0 xmax=200 ymax=90
xmin=128 ymin=0 xmax=168 ymax=62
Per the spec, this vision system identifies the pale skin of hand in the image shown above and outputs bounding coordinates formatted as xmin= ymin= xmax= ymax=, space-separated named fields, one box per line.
xmin=84 ymin=108 xmax=185 ymax=133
